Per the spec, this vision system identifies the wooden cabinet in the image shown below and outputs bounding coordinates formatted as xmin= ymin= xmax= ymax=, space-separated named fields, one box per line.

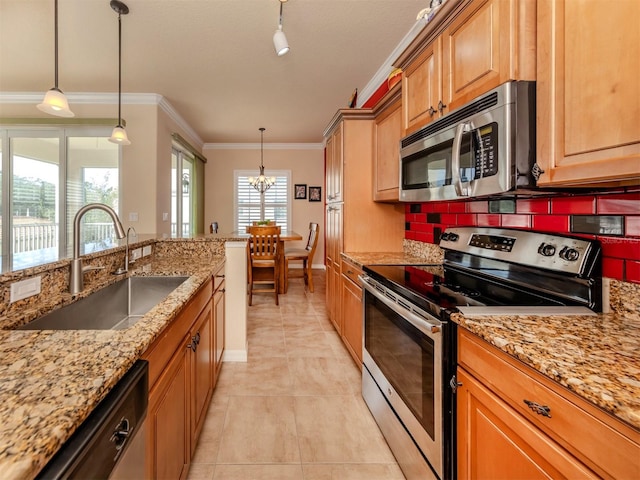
xmin=373 ymin=85 xmax=403 ymax=202
xmin=213 ymin=263 xmax=225 ymax=381
xmin=326 ymin=122 xmax=344 ymax=203
xmin=457 ymin=329 xmax=640 ymax=480
xmin=190 ymin=301 xmax=213 ymax=454
xmin=398 ymin=0 xmax=535 ymax=134
xmin=147 ymin=335 xmax=190 ymax=480
xmin=536 ymin=0 xmax=640 ymax=186
xmin=323 ymin=109 xmax=405 ymax=337
xmin=143 ymin=277 xmax=216 ymax=479
xmin=340 ymin=258 xmax=363 ymax=366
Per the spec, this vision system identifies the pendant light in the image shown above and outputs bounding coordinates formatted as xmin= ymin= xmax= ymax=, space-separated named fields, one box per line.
xmin=37 ymin=0 xmax=74 ymax=117
xmin=249 ymin=128 xmax=276 ymax=194
xmin=108 ymin=0 xmax=131 ymax=145
xmin=273 ymin=0 xmax=290 ymax=56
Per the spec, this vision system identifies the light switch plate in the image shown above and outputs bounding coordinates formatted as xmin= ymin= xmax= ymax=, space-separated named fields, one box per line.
xmin=131 ymin=248 xmax=142 ymax=261
xmin=10 ymin=276 xmax=41 ymax=303
xmin=142 ymin=245 xmax=152 ymax=257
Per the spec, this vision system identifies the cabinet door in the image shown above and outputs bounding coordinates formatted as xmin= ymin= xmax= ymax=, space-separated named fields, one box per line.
xmin=457 ymin=367 xmax=598 ymax=480
xmin=213 ymin=285 xmax=225 ymax=381
xmin=341 ymin=272 xmax=363 ymax=366
xmin=326 ymin=123 xmax=344 ymax=202
xmin=191 ymin=301 xmax=213 ymax=452
xmin=403 ymin=38 xmax=442 ymax=133
xmin=441 ymin=0 xmax=518 ymax=111
xmin=148 ymin=336 xmax=190 ymax=480
xmin=536 ymin=0 xmax=640 ymax=186
xmin=373 ymin=97 xmax=403 ymax=201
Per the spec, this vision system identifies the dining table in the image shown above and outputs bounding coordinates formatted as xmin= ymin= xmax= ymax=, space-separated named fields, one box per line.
xmin=232 ymin=229 xmax=303 ymax=294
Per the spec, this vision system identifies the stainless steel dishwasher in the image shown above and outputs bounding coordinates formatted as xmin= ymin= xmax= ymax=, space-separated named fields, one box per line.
xmin=37 ymin=360 xmax=148 ymax=479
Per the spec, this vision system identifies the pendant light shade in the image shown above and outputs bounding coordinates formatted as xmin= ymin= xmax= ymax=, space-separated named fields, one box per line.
xmin=249 ymin=128 xmax=276 ymax=194
xmin=273 ymin=0 xmax=290 ymax=56
xmin=37 ymin=0 xmax=74 ymax=117
xmin=108 ymin=0 xmax=131 ymax=146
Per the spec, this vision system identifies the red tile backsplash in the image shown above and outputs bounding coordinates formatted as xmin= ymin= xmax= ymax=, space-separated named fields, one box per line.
xmin=551 ymin=196 xmax=596 ymax=214
xmin=404 ymin=191 xmax=640 ymax=283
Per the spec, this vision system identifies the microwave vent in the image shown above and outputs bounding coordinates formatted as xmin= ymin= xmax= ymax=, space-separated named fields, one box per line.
xmin=401 ymin=91 xmax=499 ymax=148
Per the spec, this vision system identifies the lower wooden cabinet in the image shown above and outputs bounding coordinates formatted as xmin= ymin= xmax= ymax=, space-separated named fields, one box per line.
xmin=340 ymin=259 xmax=363 ymax=366
xmin=213 ymin=264 xmax=225 ymax=382
xmin=143 ymin=275 xmax=223 ymax=479
xmin=147 ymin=335 xmax=190 ymax=480
xmin=457 ymin=329 xmax=640 ymax=479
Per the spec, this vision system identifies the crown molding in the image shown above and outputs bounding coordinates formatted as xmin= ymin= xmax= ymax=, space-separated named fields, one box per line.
xmin=0 ymin=91 xmax=203 ymax=149
xmin=204 ymin=142 xmax=323 ymax=150
xmin=356 ymin=19 xmax=425 ymax=108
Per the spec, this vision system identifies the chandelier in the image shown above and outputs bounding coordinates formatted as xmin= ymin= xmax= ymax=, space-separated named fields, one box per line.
xmin=249 ymin=127 xmax=276 ymax=193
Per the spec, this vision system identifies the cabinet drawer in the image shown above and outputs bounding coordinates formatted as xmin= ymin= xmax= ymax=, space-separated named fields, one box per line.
xmin=341 ymin=259 xmax=363 ymax=287
xmin=458 ymin=329 xmax=640 ymax=480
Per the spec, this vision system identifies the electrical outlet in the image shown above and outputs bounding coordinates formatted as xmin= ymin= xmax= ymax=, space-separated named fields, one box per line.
xmin=131 ymin=248 xmax=142 ymax=261
xmin=10 ymin=276 xmax=41 ymax=303
xmin=162 ymin=212 xmax=169 ymax=221
xmin=129 ymin=212 xmax=139 ymax=222
xmin=142 ymin=245 xmax=152 ymax=257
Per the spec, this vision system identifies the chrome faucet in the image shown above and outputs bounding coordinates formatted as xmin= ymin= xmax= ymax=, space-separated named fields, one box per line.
xmin=115 ymin=226 xmax=137 ymax=275
xmin=70 ymin=203 xmax=126 ymax=295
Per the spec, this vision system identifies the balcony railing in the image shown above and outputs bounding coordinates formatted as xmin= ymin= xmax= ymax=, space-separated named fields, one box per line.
xmin=11 ymin=223 xmax=117 ymax=254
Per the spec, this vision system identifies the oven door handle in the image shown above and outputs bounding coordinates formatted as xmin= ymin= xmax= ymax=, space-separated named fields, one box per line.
xmin=361 ymin=279 xmax=442 ymax=340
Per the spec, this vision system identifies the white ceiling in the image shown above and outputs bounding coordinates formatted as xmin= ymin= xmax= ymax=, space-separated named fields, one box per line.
xmin=0 ymin=0 xmax=429 ymax=145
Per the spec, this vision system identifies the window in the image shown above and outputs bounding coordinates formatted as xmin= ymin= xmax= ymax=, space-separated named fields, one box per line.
xmin=0 ymin=127 xmax=119 ymax=272
xmin=235 ymin=170 xmax=290 ymax=232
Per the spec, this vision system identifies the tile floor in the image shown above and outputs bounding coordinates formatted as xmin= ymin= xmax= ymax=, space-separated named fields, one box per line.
xmin=187 ymin=270 xmax=405 ymax=480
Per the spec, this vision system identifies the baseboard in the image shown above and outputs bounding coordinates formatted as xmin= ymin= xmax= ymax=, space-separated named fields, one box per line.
xmin=222 ymin=349 xmax=248 ymax=362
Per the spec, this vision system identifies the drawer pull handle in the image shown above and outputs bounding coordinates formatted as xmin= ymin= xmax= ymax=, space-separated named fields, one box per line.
xmin=523 ymin=399 xmax=552 ymax=418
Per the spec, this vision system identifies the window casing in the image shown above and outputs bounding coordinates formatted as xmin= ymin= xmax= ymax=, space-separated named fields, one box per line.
xmin=234 ymin=170 xmax=290 ymax=232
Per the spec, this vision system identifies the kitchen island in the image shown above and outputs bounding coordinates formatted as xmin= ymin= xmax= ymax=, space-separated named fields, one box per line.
xmin=0 ymin=241 xmax=227 ymax=480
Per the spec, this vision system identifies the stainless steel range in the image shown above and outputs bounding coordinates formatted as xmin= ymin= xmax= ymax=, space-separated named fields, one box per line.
xmin=360 ymin=227 xmax=602 ymax=480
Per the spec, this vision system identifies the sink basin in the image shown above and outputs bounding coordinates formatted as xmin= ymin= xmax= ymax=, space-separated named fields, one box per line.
xmin=19 ymin=276 xmax=189 ymax=330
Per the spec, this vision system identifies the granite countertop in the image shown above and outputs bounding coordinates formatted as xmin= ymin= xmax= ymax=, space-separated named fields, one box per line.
xmin=342 ymin=251 xmax=640 ymax=433
xmin=0 ymin=255 xmax=223 ymax=480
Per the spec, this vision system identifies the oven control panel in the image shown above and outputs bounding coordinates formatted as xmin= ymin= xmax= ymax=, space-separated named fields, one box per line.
xmin=439 ymin=227 xmax=600 ymax=276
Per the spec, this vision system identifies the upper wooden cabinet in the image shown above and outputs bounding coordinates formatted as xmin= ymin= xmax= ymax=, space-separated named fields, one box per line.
xmin=398 ymin=0 xmax=535 ymax=134
xmin=536 ymin=0 xmax=640 ymax=186
xmin=326 ymin=122 xmax=344 ymax=203
xmin=373 ymin=85 xmax=402 ymax=202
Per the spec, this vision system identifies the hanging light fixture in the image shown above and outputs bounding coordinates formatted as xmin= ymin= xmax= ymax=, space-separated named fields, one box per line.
xmin=249 ymin=128 xmax=276 ymax=194
xmin=108 ymin=0 xmax=131 ymax=145
xmin=273 ymin=0 xmax=290 ymax=56
xmin=37 ymin=0 xmax=74 ymax=117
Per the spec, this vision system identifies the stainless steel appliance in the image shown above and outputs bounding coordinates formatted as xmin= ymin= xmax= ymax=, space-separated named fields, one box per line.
xmin=361 ymin=227 xmax=602 ymax=480
xmin=37 ymin=360 xmax=148 ymax=479
xmin=399 ymin=81 xmax=537 ymax=202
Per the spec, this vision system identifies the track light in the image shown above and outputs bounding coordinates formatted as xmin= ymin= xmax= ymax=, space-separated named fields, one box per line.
xmin=273 ymin=0 xmax=290 ymax=56
xmin=37 ymin=0 xmax=74 ymax=117
xmin=108 ymin=0 xmax=131 ymax=146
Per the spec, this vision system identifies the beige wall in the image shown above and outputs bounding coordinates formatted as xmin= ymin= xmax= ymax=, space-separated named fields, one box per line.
xmin=203 ymin=146 xmax=325 ymax=267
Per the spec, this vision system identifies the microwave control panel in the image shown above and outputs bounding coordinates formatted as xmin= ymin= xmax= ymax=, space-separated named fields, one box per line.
xmin=471 ymin=123 xmax=498 ymax=179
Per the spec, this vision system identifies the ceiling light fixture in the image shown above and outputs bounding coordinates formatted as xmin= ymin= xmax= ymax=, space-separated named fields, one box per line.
xmin=273 ymin=0 xmax=290 ymax=56
xmin=108 ymin=0 xmax=131 ymax=146
xmin=249 ymin=128 xmax=276 ymax=194
xmin=37 ymin=0 xmax=74 ymax=117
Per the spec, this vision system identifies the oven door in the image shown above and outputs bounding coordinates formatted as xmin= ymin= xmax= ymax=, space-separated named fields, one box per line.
xmin=362 ymin=278 xmax=444 ymax=479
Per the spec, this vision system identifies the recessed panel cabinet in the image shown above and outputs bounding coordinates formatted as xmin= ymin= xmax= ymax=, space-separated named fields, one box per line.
xmin=340 ymin=258 xmax=363 ymax=366
xmin=457 ymin=329 xmax=640 ymax=480
xmin=373 ymin=87 xmax=403 ymax=202
xmin=536 ymin=0 xmax=640 ymax=186
xmin=143 ymin=276 xmax=221 ymax=479
xmin=398 ymin=0 xmax=535 ymax=134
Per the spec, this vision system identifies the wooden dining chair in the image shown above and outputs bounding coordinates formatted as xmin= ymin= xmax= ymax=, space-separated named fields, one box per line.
xmin=284 ymin=222 xmax=319 ymax=293
xmin=247 ymin=225 xmax=281 ymax=305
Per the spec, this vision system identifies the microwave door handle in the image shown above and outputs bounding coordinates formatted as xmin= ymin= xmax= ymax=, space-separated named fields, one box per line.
xmin=451 ymin=122 xmax=471 ymax=197
xmin=468 ymin=127 xmax=484 ymax=196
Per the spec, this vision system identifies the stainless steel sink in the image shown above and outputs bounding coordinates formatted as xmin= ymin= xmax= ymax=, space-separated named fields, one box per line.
xmin=19 ymin=276 xmax=189 ymax=330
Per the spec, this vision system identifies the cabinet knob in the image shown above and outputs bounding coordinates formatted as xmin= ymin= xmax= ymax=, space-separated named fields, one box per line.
xmin=438 ymin=100 xmax=447 ymax=113
xmin=428 ymin=106 xmax=437 ymax=117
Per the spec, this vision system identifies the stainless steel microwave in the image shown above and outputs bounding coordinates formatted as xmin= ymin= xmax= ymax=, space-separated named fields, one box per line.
xmin=399 ymin=81 xmax=537 ymax=202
